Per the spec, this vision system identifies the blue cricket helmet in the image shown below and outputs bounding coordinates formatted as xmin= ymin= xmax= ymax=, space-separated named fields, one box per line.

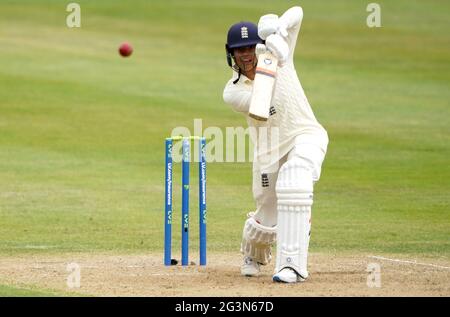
xmin=225 ymin=21 xmax=263 ymax=67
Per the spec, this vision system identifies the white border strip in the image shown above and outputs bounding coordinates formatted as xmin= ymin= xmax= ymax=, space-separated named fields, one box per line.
xmin=368 ymin=256 xmax=450 ymax=270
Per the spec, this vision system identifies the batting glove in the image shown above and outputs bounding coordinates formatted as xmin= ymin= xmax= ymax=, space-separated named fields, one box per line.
xmin=255 ymin=43 xmax=267 ymax=59
xmin=258 ymin=14 xmax=289 ymax=40
xmin=265 ymin=34 xmax=289 ymax=66
xmin=257 ymin=14 xmax=279 ymax=40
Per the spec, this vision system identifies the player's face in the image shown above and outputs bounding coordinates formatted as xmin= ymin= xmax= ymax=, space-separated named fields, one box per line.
xmin=233 ymin=45 xmax=257 ymax=72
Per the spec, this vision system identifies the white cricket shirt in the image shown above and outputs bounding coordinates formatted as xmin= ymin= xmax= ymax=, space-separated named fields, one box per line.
xmin=223 ymin=7 xmax=328 ymax=173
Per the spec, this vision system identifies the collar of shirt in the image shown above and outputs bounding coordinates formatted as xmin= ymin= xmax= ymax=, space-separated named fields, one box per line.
xmin=232 ymin=71 xmax=253 ymax=85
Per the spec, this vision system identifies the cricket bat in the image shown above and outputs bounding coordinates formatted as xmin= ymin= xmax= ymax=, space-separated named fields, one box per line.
xmin=248 ymin=51 xmax=278 ymax=121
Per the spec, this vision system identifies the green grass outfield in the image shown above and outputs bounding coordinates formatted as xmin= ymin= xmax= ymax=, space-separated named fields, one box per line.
xmin=0 ymin=284 xmax=80 ymax=297
xmin=0 ymin=0 xmax=449 ymax=285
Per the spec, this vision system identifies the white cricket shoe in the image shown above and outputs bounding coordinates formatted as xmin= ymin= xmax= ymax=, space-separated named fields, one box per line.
xmin=241 ymin=257 xmax=261 ymax=277
xmin=272 ymin=268 xmax=307 ymax=283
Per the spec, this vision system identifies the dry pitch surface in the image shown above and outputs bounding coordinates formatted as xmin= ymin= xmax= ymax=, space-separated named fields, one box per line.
xmin=0 ymin=252 xmax=449 ymax=296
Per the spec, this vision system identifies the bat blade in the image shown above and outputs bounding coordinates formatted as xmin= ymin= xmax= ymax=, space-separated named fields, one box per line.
xmin=248 ymin=52 xmax=278 ymax=121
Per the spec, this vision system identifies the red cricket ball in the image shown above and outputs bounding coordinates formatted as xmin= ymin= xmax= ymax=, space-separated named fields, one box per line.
xmin=119 ymin=42 xmax=133 ymax=57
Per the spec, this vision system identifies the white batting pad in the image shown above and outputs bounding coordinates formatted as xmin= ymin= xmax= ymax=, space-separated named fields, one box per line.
xmin=241 ymin=216 xmax=277 ymax=265
xmin=275 ymin=158 xmax=313 ymax=278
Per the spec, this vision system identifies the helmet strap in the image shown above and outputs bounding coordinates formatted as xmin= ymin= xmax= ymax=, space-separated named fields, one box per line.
xmin=232 ymin=69 xmax=241 ymax=84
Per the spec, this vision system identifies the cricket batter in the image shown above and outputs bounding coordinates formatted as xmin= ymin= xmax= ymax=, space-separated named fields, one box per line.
xmin=223 ymin=6 xmax=329 ymax=283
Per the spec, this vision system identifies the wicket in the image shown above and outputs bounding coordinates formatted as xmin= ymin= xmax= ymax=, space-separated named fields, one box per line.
xmin=164 ymin=136 xmax=207 ymax=266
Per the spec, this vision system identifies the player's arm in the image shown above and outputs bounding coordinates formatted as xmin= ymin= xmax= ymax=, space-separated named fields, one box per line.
xmin=279 ymin=6 xmax=303 ymax=32
xmin=258 ymin=6 xmax=303 ymax=64
xmin=279 ymin=6 xmax=303 ymax=63
xmin=223 ymin=80 xmax=251 ymax=113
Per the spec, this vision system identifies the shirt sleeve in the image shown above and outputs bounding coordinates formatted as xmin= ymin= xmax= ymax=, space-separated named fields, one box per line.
xmin=279 ymin=6 xmax=303 ymax=63
xmin=223 ymin=80 xmax=251 ymax=113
